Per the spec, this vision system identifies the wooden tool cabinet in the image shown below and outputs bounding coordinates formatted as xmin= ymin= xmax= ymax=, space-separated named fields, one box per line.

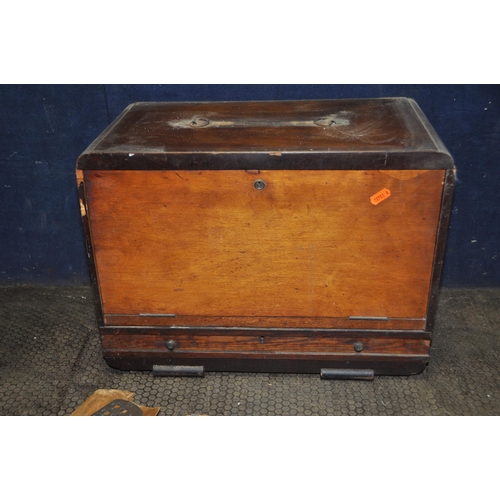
xmin=77 ymin=98 xmax=455 ymax=378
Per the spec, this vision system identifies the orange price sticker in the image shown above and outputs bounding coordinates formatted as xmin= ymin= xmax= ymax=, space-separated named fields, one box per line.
xmin=370 ymin=188 xmax=391 ymax=206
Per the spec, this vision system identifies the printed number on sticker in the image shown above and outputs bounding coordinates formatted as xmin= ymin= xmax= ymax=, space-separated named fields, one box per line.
xmin=370 ymin=188 xmax=391 ymax=206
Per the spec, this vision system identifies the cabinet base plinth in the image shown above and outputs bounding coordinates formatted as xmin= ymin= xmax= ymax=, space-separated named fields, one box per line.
xmin=103 ymin=352 xmax=429 ymax=377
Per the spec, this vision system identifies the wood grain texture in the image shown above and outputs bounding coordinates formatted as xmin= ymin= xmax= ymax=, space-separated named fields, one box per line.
xmin=77 ymin=99 xmax=454 ymax=172
xmin=77 ymin=172 xmax=104 ymax=325
xmin=84 ymin=168 xmax=444 ymax=327
xmin=426 ymin=169 xmax=456 ymax=332
xmin=101 ymin=326 xmax=432 ymax=340
xmin=101 ymin=331 xmax=430 ymax=355
xmin=103 ymin=314 xmax=425 ymax=330
xmin=85 ymin=99 xmax=446 ymax=154
xmin=76 ymin=98 xmax=455 ymax=374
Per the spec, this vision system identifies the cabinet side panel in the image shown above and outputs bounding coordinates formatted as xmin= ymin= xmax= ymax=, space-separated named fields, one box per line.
xmin=84 ymin=169 xmax=444 ymax=325
xmin=77 ymin=169 xmax=104 ymax=325
xmin=425 ymin=169 xmax=455 ymax=331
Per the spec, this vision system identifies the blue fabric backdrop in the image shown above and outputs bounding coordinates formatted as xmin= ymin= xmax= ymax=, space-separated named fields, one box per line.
xmin=1 ymin=84 xmax=498 ymax=286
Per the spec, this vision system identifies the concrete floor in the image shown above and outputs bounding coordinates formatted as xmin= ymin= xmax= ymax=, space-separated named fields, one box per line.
xmin=0 ymin=285 xmax=498 ymax=415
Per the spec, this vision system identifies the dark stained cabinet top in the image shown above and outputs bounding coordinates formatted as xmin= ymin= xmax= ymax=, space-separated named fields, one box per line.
xmin=77 ymin=98 xmax=454 ymax=171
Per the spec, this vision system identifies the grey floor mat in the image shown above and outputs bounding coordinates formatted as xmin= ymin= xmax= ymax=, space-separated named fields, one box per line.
xmin=0 ymin=286 xmax=498 ymax=415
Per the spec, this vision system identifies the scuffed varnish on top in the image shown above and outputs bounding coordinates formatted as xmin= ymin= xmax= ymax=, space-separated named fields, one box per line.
xmin=76 ymin=169 xmax=84 ymax=185
xmin=379 ymin=170 xmax=427 ymax=180
xmin=79 ymin=198 xmax=87 ymax=217
xmin=76 ymin=170 xmax=86 ymax=216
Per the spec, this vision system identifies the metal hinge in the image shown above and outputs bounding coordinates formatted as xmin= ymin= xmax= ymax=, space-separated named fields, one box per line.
xmin=349 ymin=316 xmax=388 ymax=321
xmin=139 ymin=313 xmax=176 ymax=317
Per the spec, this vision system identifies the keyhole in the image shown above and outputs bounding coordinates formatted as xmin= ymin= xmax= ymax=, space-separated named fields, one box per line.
xmin=254 ymin=180 xmax=266 ymax=190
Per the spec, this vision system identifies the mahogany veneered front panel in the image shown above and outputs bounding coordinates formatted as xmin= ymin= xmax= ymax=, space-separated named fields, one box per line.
xmin=84 ymin=169 xmax=444 ymax=328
